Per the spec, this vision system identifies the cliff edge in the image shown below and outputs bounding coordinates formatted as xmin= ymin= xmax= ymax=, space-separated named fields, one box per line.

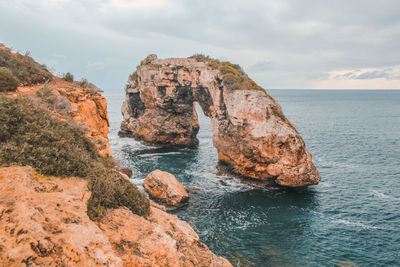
xmin=0 ymin=166 xmax=231 ymax=266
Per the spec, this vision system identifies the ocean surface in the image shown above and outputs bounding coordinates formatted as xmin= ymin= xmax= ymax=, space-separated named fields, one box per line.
xmin=104 ymin=89 xmax=400 ymax=267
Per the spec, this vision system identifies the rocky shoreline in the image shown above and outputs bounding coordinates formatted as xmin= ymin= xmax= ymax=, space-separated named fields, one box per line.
xmin=0 ymin=44 xmax=232 ymax=266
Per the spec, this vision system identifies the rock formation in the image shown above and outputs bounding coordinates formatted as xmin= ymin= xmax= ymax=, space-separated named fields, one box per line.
xmin=16 ymin=77 xmax=111 ymax=156
xmin=120 ymin=55 xmax=320 ymax=187
xmin=0 ymin=44 xmax=232 ymax=266
xmin=0 ymin=166 xmax=231 ymax=267
xmin=144 ymin=170 xmax=189 ymax=207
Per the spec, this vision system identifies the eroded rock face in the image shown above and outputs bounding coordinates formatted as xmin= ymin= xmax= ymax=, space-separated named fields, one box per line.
xmin=0 ymin=166 xmax=231 ymax=267
xmin=143 ymin=170 xmax=189 ymax=206
xmin=120 ymin=55 xmax=320 ymax=187
xmin=98 ymin=207 xmax=231 ymax=267
xmin=16 ymin=77 xmax=111 ymax=156
xmin=0 ymin=166 xmax=121 ymax=266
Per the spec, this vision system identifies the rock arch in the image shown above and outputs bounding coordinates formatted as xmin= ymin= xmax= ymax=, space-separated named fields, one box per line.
xmin=120 ymin=55 xmax=320 ymax=187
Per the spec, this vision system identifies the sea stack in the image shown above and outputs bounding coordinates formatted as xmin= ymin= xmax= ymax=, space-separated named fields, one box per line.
xmin=120 ymin=54 xmax=320 ymax=187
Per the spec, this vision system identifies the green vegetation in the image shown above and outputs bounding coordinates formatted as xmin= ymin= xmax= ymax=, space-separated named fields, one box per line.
xmin=63 ymin=72 xmax=74 ymax=82
xmin=0 ymin=44 xmax=52 ymax=85
xmin=126 ymin=71 xmax=138 ymax=89
xmin=0 ymin=67 xmax=19 ymax=92
xmin=88 ymin=168 xmax=150 ymax=219
xmin=0 ymin=95 xmax=150 ymax=219
xmin=190 ymin=54 xmax=265 ymax=92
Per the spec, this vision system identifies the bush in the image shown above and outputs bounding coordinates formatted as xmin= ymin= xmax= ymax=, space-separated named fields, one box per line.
xmin=190 ymin=54 xmax=265 ymax=92
xmin=0 ymin=95 xmax=150 ymax=219
xmin=0 ymin=96 xmax=100 ymax=177
xmin=35 ymin=84 xmax=53 ymax=98
xmin=63 ymin=72 xmax=74 ymax=82
xmin=79 ymin=78 xmax=89 ymax=88
xmin=0 ymin=67 xmax=19 ymax=92
xmin=0 ymin=44 xmax=52 ymax=85
xmin=87 ymin=168 xmax=150 ymax=219
xmin=79 ymin=78 xmax=101 ymax=93
xmin=126 ymin=71 xmax=138 ymax=89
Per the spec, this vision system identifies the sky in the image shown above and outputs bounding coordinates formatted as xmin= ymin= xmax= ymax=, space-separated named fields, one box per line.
xmin=1 ymin=0 xmax=400 ymax=90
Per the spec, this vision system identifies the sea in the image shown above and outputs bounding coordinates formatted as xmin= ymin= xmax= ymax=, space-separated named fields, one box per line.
xmin=104 ymin=89 xmax=400 ymax=267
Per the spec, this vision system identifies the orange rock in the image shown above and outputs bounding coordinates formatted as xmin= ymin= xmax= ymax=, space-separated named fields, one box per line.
xmin=15 ymin=77 xmax=111 ymax=156
xmin=143 ymin=170 xmax=189 ymax=207
xmin=0 ymin=166 xmax=231 ymax=267
xmin=0 ymin=166 xmax=120 ymax=266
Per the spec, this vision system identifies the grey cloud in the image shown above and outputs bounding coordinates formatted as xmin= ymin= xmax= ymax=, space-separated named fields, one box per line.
xmin=1 ymin=0 xmax=400 ymax=89
xmin=335 ymin=69 xmax=400 ymax=80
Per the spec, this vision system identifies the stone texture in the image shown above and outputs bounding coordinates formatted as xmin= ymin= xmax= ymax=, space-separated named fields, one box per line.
xmin=0 ymin=166 xmax=231 ymax=267
xmin=0 ymin=166 xmax=121 ymax=266
xmin=143 ymin=170 xmax=189 ymax=206
xmin=121 ymin=55 xmax=320 ymax=187
xmin=98 ymin=207 xmax=231 ymax=267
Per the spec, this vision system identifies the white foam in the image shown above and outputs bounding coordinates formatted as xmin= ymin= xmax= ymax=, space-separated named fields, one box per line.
xmin=138 ymin=152 xmax=182 ymax=158
xmin=334 ymin=219 xmax=378 ymax=230
xmin=372 ymin=190 xmax=400 ymax=201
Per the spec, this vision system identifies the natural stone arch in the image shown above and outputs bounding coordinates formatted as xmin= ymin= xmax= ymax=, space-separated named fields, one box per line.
xmin=120 ymin=55 xmax=320 ymax=187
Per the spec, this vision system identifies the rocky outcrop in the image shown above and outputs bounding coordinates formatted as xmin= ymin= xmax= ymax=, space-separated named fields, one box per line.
xmin=0 ymin=166 xmax=120 ymax=266
xmin=0 ymin=166 xmax=232 ymax=267
xmin=98 ymin=206 xmax=231 ymax=267
xmin=16 ymin=77 xmax=111 ymax=156
xmin=143 ymin=170 xmax=189 ymax=206
xmin=120 ymin=55 xmax=320 ymax=187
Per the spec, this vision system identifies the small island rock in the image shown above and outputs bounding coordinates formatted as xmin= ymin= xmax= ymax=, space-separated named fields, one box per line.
xmin=143 ymin=170 xmax=189 ymax=206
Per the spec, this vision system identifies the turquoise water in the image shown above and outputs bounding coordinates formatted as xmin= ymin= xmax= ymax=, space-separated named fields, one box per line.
xmin=104 ymin=90 xmax=400 ymax=267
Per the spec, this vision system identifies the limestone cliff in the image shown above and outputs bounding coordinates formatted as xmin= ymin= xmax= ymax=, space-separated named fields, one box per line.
xmin=120 ymin=55 xmax=320 ymax=187
xmin=15 ymin=78 xmax=111 ymax=156
xmin=0 ymin=166 xmax=231 ymax=267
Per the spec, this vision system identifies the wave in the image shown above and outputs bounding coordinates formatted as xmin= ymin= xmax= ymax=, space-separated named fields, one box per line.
xmin=138 ymin=152 xmax=182 ymax=158
xmin=371 ymin=190 xmax=400 ymax=201
xmin=334 ymin=219 xmax=378 ymax=230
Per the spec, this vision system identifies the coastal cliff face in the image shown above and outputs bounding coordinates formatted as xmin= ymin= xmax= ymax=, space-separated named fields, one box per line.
xmin=0 ymin=166 xmax=231 ymax=266
xmin=1 ymin=43 xmax=110 ymax=156
xmin=16 ymin=78 xmax=111 ymax=156
xmin=120 ymin=55 xmax=320 ymax=187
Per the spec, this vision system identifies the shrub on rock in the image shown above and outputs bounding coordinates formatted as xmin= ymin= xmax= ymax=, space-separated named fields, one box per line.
xmin=0 ymin=67 xmax=19 ymax=92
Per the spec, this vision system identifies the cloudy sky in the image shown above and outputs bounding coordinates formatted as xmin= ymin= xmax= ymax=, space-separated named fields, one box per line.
xmin=1 ymin=0 xmax=400 ymax=90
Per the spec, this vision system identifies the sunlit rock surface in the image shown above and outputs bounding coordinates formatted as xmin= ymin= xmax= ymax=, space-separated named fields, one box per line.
xmin=143 ymin=169 xmax=189 ymax=207
xmin=0 ymin=166 xmax=232 ymax=267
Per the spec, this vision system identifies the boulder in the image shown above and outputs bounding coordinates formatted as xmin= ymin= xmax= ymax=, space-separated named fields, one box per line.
xmin=143 ymin=170 xmax=189 ymax=206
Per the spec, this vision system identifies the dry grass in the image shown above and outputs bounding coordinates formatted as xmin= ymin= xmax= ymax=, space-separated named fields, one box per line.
xmin=0 ymin=44 xmax=52 ymax=85
xmin=0 ymin=67 xmax=19 ymax=92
